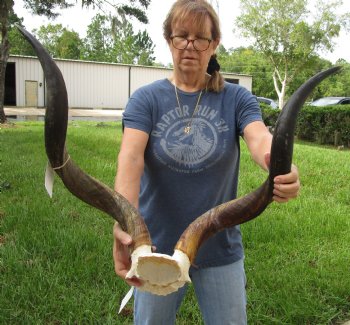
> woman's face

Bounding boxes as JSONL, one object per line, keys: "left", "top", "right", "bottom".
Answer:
{"left": 169, "top": 16, "right": 219, "bottom": 76}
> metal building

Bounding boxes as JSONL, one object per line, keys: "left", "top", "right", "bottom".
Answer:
{"left": 5, "top": 55, "right": 253, "bottom": 109}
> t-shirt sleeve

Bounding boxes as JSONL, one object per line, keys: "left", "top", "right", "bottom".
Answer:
{"left": 122, "top": 87, "right": 153, "bottom": 134}
{"left": 234, "top": 86, "right": 263, "bottom": 136}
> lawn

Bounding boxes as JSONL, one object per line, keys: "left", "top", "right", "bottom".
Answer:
{"left": 1, "top": 121, "right": 349, "bottom": 324}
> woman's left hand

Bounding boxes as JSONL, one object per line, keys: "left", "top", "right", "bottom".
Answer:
{"left": 265, "top": 153, "right": 300, "bottom": 203}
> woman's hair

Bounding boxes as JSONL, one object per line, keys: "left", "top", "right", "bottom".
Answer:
{"left": 163, "top": 0, "right": 224, "bottom": 92}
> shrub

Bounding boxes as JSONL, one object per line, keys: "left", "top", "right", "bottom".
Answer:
{"left": 261, "top": 105, "right": 350, "bottom": 147}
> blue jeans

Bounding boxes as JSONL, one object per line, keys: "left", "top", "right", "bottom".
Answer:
{"left": 134, "top": 258, "right": 247, "bottom": 325}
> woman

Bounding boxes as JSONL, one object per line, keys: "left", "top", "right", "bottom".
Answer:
{"left": 113, "top": 0, "right": 300, "bottom": 324}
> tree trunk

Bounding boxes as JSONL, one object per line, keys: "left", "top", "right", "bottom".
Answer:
{"left": 0, "top": 0, "right": 14, "bottom": 124}
{"left": 0, "top": 55, "right": 8, "bottom": 124}
{"left": 272, "top": 70, "right": 282, "bottom": 110}
{"left": 278, "top": 79, "right": 287, "bottom": 109}
{"left": 272, "top": 68, "right": 288, "bottom": 110}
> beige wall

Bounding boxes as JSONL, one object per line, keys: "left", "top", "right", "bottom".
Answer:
{"left": 9, "top": 55, "right": 253, "bottom": 109}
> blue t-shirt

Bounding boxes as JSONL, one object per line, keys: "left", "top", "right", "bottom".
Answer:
{"left": 123, "top": 78, "right": 262, "bottom": 269}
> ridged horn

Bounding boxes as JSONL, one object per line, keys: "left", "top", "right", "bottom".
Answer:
{"left": 175, "top": 66, "right": 341, "bottom": 263}
{"left": 17, "top": 25, "right": 152, "bottom": 251}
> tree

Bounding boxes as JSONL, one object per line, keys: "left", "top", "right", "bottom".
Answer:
{"left": 313, "top": 59, "right": 350, "bottom": 98}
{"left": 9, "top": 29, "right": 36, "bottom": 56}
{"left": 111, "top": 11, "right": 155, "bottom": 64}
{"left": 7, "top": 11, "right": 35, "bottom": 56}
{"left": 112, "top": 21, "right": 142, "bottom": 64}
{"left": 55, "top": 28, "right": 82, "bottom": 59}
{"left": 235, "top": 0, "right": 350, "bottom": 109}
{"left": 35, "top": 24, "right": 82, "bottom": 59}
{"left": 82, "top": 14, "right": 115, "bottom": 62}
{"left": 132, "top": 30, "right": 155, "bottom": 65}
{"left": 0, "top": 0, "right": 151, "bottom": 124}
{"left": 218, "top": 45, "right": 276, "bottom": 98}
{"left": 82, "top": 12, "right": 154, "bottom": 64}
{"left": 0, "top": 0, "right": 13, "bottom": 123}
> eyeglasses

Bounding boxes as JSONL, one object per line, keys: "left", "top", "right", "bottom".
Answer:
{"left": 170, "top": 36, "right": 212, "bottom": 52}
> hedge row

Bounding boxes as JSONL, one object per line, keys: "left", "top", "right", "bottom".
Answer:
{"left": 260, "top": 103, "right": 350, "bottom": 147}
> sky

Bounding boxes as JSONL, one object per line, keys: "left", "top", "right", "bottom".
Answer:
{"left": 13, "top": 0, "right": 350, "bottom": 65}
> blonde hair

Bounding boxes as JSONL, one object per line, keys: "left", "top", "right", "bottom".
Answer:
{"left": 163, "top": 0, "right": 224, "bottom": 92}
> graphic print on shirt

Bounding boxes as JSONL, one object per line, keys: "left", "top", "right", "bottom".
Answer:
{"left": 151, "top": 103, "right": 230, "bottom": 173}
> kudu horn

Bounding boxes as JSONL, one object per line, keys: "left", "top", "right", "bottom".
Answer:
{"left": 18, "top": 25, "right": 341, "bottom": 295}
{"left": 16, "top": 25, "right": 152, "bottom": 252}
{"left": 175, "top": 66, "right": 341, "bottom": 263}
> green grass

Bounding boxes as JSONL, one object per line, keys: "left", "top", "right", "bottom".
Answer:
{"left": 1, "top": 121, "right": 350, "bottom": 324}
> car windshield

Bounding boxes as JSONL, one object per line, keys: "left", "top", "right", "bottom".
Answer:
{"left": 311, "top": 98, "right": 341, "bottom": 106}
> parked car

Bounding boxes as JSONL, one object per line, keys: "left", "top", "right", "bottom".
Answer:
{"left": 309, "top": 97, "right": 350, "bottom": 106}
{"left": 256, "top": 96, "right": 278, "bottom": 109}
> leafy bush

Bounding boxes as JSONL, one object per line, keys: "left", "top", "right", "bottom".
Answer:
{"left": 260, "top": 105, "right": 279, "bottom": 128}
{"left": 261, "top": 105, "right": 350, "bottom": 147}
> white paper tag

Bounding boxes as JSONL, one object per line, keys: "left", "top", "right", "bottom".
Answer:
{"left": 118, "top": 286, "right": 134, "bottom": 314}
{"left": 45, "top": 162, "right": 55, "bottom": 198}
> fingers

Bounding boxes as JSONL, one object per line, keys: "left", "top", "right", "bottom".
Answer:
{"left": 113, "top": 222, "right": 132, "bottom": 245}
{"left": 273, "top": 164, "right": 300, "bottom": 203}
{"left": 273, "top": 182, "right": 300, "bottom": 202}
{"left": 113, "top": 222, "right": 142, "bottom": 287}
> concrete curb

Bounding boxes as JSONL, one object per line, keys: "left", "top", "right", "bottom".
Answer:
{"left": 4, "top": 107, "right": 124, "bottom": 119}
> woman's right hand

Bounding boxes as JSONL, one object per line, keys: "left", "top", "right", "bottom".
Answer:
{"left": 113, "top": 222, "right": 143, "bottom": 287}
